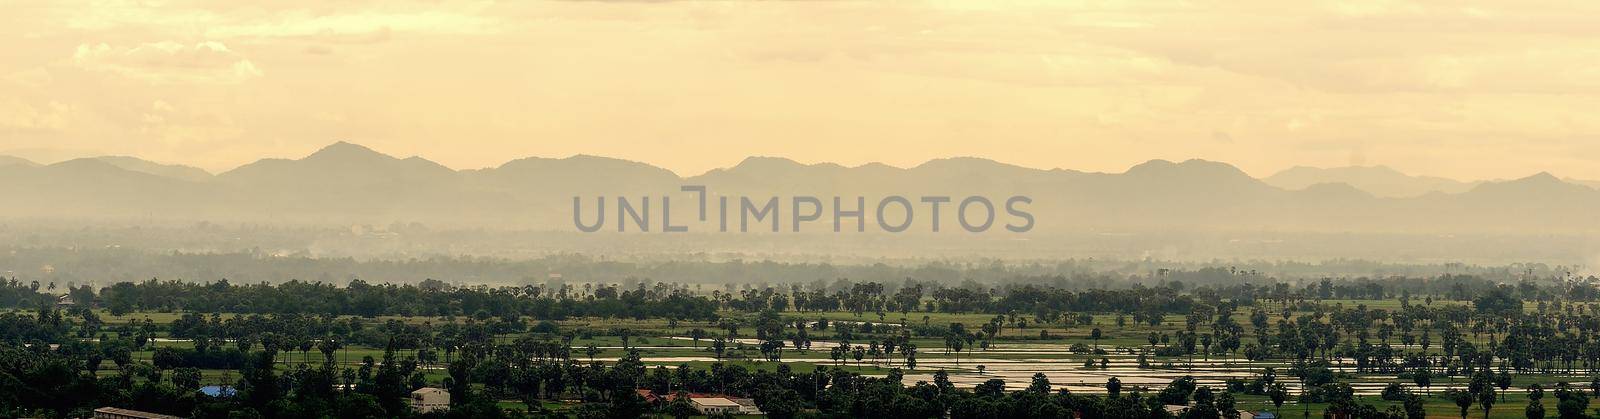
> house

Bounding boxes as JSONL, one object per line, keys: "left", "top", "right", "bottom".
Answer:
{"left": 92, "top": 407, "right": 182, "bottom": 419}
{"left": 56, "top": 294, "right": 76, "bottom": 307}
{"left": 728, "top": 397, "right": 764, "bottom": 415}
{"left": 636, "top": 389, "right": 661, "bottom": 404}
{"left": 662, "top": 392, "right": 714, "bottom": 402}
{"left": 1161, "top": 406, "right": 1258, "bottom": 419}
{"left": 411, "top": 387, "right": 450, "bottom": 414}
{"left": 690, "top": 397, "right": 742, "bottom": 415}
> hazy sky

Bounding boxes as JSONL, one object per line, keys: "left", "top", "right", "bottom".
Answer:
{"left": 2, "top": 1, "right": 1598, "bottom": 179}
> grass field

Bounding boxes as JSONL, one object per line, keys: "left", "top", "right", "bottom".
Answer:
{"left": 21, "top": 298, "right": 1589, "bottom": 418}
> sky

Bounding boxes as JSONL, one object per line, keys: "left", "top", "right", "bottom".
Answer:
{"left": 1, "top": 1, "right": 1598, "bottom": 180}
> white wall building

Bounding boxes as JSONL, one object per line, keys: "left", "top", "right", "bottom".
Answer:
{"left": 411, "top": 387, "right": 450, "bottom": 414}
{"left": 691, "top": 397, "right": 742, "bottom": 415}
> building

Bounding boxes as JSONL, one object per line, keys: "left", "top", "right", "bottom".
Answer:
{"left": 728, "top": 397, "right": 764, "bottom": 415}
{"left": 410, "top": 387, "right": 451, "bottom": 414}
{"left": 92, "top": 407, "right": 182, "bottom": 419}
{"left": 200, "top": 385, "right": 237, "bottom": 397}
{"left": 1162, "top": 406, "right": 1256, "bottom": 419}
{"left": 690, "top": 397, "right": 742, "bottom": 415}
{"left": 636, "top": 389, "right": 661, "bottom": 404}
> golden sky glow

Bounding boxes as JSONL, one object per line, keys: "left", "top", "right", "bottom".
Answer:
{"left": 2, "top": 1, "right": 1599, "bottom": 179}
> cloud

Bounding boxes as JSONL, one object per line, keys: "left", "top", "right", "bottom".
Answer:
{"left": 135, "top": 99, "right": 243, "bottom": 148}
{"left": 72, "top": 41, "right": 263, "bottom": 84}
{"left": 0, "top": 98, "right": 74, "bottom": 131}
{"left": 3, "top": 1, "right": 1599, "bottom": 180}
{"left": 304, "top": 45, "right": 334, "bottom": 55}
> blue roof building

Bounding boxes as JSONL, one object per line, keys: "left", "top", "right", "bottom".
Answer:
{"left": 199, "top": 386, "right": 237, "bottom": 397}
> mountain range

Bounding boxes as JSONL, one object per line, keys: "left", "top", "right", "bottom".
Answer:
{"left": 2, "top": 141, "right": 1599, "bottom": 234}
{"left": 1262, "top": 165, "right": 1481, "bottom": 197}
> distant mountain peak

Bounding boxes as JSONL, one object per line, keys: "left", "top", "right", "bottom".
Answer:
{"left": 1463, "top": 171, "right": 1590, "bottom": 199}
{"left": 566, "top": 154, "right": 619, "bottom": 162}
{"left": 1298, "top": 182, "right": 1375, "bottom": 199}
{"left": 854, "top": 161, "right": 900, "bottom": 171}
{"left": 0, "top": 155, "right": 39, "bottom": 168}
{"left": 1281, "top": 165, "right": 1405, "bottom": 176}
{"left": 1483, "top": 171, "right": 1565, "bottom": 189}
{"left": 1520, "top": 171, "right": 1560, "bottom": 182}
{"left": 306, "top": 141, "right": 390, "bottom": 161}
{"left": 1126, "top": 158, "right": 1176, "bottom": 171}
{"left": 87, "top": 155, "right": 213, "bottom": 182}
{"left": 732, "top": 156, "right": 806, "bottom": 170}
{"left": 1125, "top": 158, "right": 1250, "bottom": 179}
{"left": 218, "top": 141, "right": 452, "bottom": 185}
{"left": 499, "top": 154, "right": 670, "bottom": 170}
{"left": 914, "top": 156, "right": 1011, "bottom": 170}
{"left": 489, "top": 154, "right": 681, "bottom": 183}
{"left": 1263, "top": 164, "right": 1477, "bottom": 198}
{"left": 920, "top": 156, "right": 999, "bottom": 165}
{"left": 47, "top": 157, "right": 122, "bottom": 171}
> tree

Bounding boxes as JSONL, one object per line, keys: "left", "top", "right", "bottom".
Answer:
{"left": 975, "top": 378, "right": 1006, "bottom": 397}
{"left": 689, "top": 328, "right": 706, "bottom": 349}
{"left": 1107, "top": 377, "right": 1122, "bottom": 397}
{"left": 755, "top": 387, "right": 801, "bottom": 419}
{"left": 1414, "top": 368, "right": 1433, "bottom": 395}
{"left": 1480, "top": 388, "right": 1496, "bottom": 419}
{"left": 711, "top": 338, "right": 728, "bottom": 362}
{"left": 1555, "top": 384, "right": 1589, "bottom": 419}
{"left": 151, "top": 347, "right": 183, "bottom": 370}
{"left": 1189, "top": 386, "right": 1219, "bottom": 419}
{"left": 1027, "top": 373, "right": 1051, "bottom": 394}
{"left": 1158, "top": 375, "right": 1196, "bottom": 405}
{"left": 667, "top": 391, "right": 696, "bottom": 419}
{"left": 1267, "top": 382, "right": 1288, "bottom": 415}
{"left": 173, "top": 367, "right": 203, "bottom": 391}
{"left": 1496, "top": 371, "right": 1513, "bottom": 402}
{"left": 605, "top": 388, "right": 649, "bottom": 419}
{"left": 1448, "top": 389, "right": 1474, "bottom": 419}
{"left": 1216, "top": 391, "right": 1236, "bottom": 419}
{"left": 1403, "top": 394, "right": 1426, "bottom": 419}
{"left": 241, "top": 350, "right": 281, "bottom": 411}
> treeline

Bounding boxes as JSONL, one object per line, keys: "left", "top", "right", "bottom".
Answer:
{"left": 3, "top": 241, "right": 1580, "bottom": 289}
{"left": 0, "top": 302, "right": 1419, "bottom": 419}
{"left": 717, "top": 274, "right": 1589, "bottom": 318}
{"left": 85, "top": 278, "right": 717, "bottom": 320}
{"left": 8, "top": 272, "right": 1597, "bottom": 321}
{"left": 774, "top": 281, "right": 1201, "bottom": 316}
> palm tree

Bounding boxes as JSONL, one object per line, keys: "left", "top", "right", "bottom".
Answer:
{"left": 689, "top": 328, "right": 706, "bottom": 349}
{"left": 1448, "top": 389, "right": 1473, "bottom": 419}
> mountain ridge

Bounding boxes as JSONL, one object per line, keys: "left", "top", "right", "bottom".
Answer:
{"left": 1263, "top": 165, "right": 1481, "bottom": 198}
{"left": 3, "top": 141, "right": 1599, "bottom": 234}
